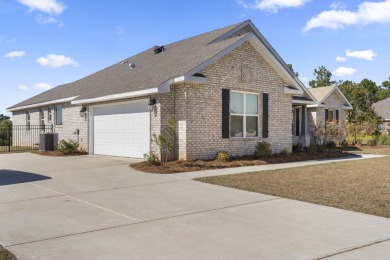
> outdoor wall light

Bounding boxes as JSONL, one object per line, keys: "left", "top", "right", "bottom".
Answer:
{"left": 79, "top": 107, "right": 87, "bottom": 117}
{"left": 148, "top": 97, "right": 157, "bottom": 112}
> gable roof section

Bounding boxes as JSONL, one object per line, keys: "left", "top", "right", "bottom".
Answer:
{"left": 373, "top": 97, "right": 390, "bottom": 120}
{"left": 308, "top": 85, "right": 353, "bottom": 110}
{"left": 8, "top": 20, "right": 315, "bottom": 111}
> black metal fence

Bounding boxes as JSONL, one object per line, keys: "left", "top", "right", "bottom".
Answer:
{"left": 0, "top": 125, "right": 54, "bottom": 152}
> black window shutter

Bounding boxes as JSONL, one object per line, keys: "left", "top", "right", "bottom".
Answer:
{"left": 262, "top": 93, "right": 269, "bottom": 138}
{"left": 295, "top": 109, "right": 300, "bottom": 136}
{"left": 222, "top": 89, "right": 230, "bottom": 139}
{"left": 325, "top": 109, "right": 329, "bottom": 122}
{"left": 301, "top": 106, "right": 306, "bottom": 135}
{"left": 336, "top": 110, "right": 339, "bottom": 122}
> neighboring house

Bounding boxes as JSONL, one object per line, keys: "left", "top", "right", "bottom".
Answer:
{"left": 8, "top": 20, "right": 319, "bottom": 160}
{"left": 306, "top": 86, "right": 353, "bottom": 143}
{"left": 373, "top": 97, "right": 390, "bottom": 134}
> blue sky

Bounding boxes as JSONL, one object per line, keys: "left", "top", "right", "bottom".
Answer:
{"left": 1, "top": 0, "right": 390, "bottom": 116}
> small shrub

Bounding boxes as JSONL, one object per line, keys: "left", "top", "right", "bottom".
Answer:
{"left": 144, "top": 151, "right": 160, "bottom": 166}
{"left": 292, "top": 143, "right": 302, "bottom": 152}
{"left": 215, "top": 151, "right": 230, "bottom": 162}
{"left": 366, "top": 139, "right": 377, "bottom": 146}
{"left": 326, "top": 141, "right": 336, "bottom": 148}
{"left": 280, "top": 148, "right": 290, "bottom": 157}
{"left": 254, "top": 141, "right": 272, "bottom": 158}
{"left": 378, "top": 135, "right": 390, "bottom": 145}
{"left": 307, "top": 144, "right": 318, "bottom": 154}
{"left": 57, "top": 139, "right": 79, "bottom": 155}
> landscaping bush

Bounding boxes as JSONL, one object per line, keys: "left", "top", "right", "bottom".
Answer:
{"left": 365, "top": 139, "right": 377, "bottom": 146}
{"left": 325, "top": 141, "right": 336, "bottom": 148}
{"left": 378, "top": 135, "right": 390, "bottom": 145}
{"left": 144, "top": 151, "right": 160, "bottom": 166}
{"left": 292, "top": 143, "right": 303, "bottom": 152}
{"left": 254, "top": 141, "right": 272, "bottom": 158}
{"left": 280, "top": 148, "right": 290, "bottom": 157}
{"left": 57, "top": 139, "right": 79, "bottom": 155}
{"left": 307, "top": 144, "right": 319, "bottom": 154}
{"left": 215, "top": 151, "right": 230, "bottom": 162}
{"left": 152, "top": 115, "right": 177, "bottom": 167}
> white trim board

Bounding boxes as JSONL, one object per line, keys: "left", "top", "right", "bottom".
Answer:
{"left": 72, "top": 88, "right": 159, "bottom": 105}
{"left": 7, "top": 97, "right": 78, "bottom": 112}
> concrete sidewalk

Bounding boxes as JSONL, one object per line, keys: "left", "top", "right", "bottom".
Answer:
{"left": 1, "top": 153, "right": 389, "bottom": 260}
{"left": 173, "top": 153, "right": 385, "bottom": 180}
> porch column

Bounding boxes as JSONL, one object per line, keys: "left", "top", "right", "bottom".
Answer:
{"left": 301, "top": 106, "right": 306, "bottom": 136}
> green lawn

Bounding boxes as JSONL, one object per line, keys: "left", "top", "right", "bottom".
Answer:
{"left": 196, "top": 146, "right": 390, "bottom": 218}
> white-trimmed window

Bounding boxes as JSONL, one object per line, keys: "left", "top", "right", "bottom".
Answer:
{"left": 230, "top": 92, "right": 258, "bottom": 137}
{"left": 328, "top": 110, "right": 334, "bottom": 122}
{"left": 26, "top": 110, "right": 31, "bottom": 131}
{"left": 55, "top": 105, "right": 63, "bottom": 126}
{"left": 48, "top": 107, "right": 52, "bottom": 122}
{"left": 379, "top": 123, "right": 386, "bottom": 132}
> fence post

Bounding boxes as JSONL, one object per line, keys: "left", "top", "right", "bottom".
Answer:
{"left": 8, "top": 124, "right": 11, "bottom": 152}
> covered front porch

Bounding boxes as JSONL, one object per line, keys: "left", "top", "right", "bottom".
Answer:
{"left": 292, "top": 97, "right": 314, "bottom": 147}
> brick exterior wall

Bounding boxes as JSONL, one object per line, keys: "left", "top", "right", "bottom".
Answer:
{"left": 12, "top": 103, "right": 88, "bottom": 150}
{"left": 156, "top": 41, "right": 293, "bottom": 160}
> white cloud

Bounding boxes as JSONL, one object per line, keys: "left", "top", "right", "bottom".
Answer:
{"left": 237, "top": 0, "right": 309, "bottom": 13}
{"left": 18, "top": 85, "right": 28, "bottom": 91}
{"left": 333, "top": 67, "right": 357, "bottom": 77}
{"left": 4, "top": 51, "right": 26, "bottom": 58}
{"left": 330, "top": 2, "right": 346, "bottom": 10}
{"left": 36, "top": 54, "right": 79, "bottom": 68}
{"left": 346, "top": 49, "right": 377, "bottom": 61}
{"left": 34, "top": 83, "right": 52, "bottom": 90}
{"left": 299, "top": 76, "right": 308, "bottom": 82}
{"left": 17, "top": 0, "right": 65, "bottom": 15}
{"left": 304, "top": 0, "right": 390, "bottom": 31}
{"left": 336, "top": 56, "right": 347, "bottom": 62}
{"left": 36, "top": 15, "right": 63, "bottom": 26}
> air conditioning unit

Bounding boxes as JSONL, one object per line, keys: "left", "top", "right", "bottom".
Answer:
{"left": 39, "top": 133, "right": 59, "bottom": 151}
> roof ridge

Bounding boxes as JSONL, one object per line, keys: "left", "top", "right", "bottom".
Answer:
{"left": 162, "top": 20, "right": 247, "bottom": 48}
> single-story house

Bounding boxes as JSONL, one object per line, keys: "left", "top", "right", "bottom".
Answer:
{"left": 306, "top": 86, "right": 353, "bottom": 143}
{"left": 373, "top": 97, "right": 390, "bottom": 134}
{"left": 7, "top": 20, "right": 351, "bottom": 160}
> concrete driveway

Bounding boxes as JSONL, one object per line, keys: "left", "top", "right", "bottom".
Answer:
{"left": 1, "top": 153, "right": 390, "bottom": 259}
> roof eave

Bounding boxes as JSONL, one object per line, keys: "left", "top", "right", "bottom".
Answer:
{"left": 71, "top": 87, "right": 161, "bottom": 105}
{"left": 7, "top": 96, "right": 78, "bottom": 112}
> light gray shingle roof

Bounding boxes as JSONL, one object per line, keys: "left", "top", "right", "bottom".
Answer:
{"left": 308, "top": 86, "right": 334, "bottom": 103}
{"left": 373, "top": 97, "right": 390, "bottom": 120}
{"left": 9, "top": 21, "right": 246, "bottom": 109}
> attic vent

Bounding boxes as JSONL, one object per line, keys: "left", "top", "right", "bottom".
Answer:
{"left": 129, "top": 63, "right": 136, "bottom": 69}
{"left": 193, "top": 73, "right": 206, "bottom": 78}
{"left": 153, "top": 45, "right": 165, "bottom": 54}
{"left": 120, "top": 59, "right": 128, "bottom": 65}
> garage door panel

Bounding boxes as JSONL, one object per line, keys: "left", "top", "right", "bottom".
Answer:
{"left": 93, "top": 100, "right": 150, "bottom": 158}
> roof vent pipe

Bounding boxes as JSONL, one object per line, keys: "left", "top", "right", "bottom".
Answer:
{"left": 153, "top": 45, "right": 165, "bottom": 54}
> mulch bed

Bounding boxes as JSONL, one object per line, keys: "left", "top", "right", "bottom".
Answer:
{"left": 35, "top": 150, "right": 88, "bottom": 157}
{"left": 131, "top": 151, "right": 352, "bottom": 174}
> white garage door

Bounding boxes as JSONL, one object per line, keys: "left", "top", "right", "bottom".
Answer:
{"left": 92, "top": 100, "right": 150, "bottom": 158}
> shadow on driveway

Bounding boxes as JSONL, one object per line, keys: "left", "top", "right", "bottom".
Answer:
{"left": 0, "top": 170, "right": 51, "bottom": 186}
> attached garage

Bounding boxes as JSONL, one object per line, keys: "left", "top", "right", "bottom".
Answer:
{"left": 90, "top": 99, "right": 150, "bottom": 158}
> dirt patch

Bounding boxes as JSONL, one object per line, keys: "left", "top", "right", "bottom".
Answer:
{"left": 131, "top": 151, "right": 351, "bottom": 174}
{"left": 34, "top": 150, "right": 88, "bottom": 157}
{"left": 0, "top": 245, "right": 17, "bottom": 260}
